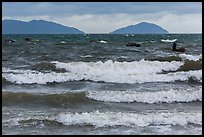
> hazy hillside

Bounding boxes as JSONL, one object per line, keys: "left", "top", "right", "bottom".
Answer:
{"left": 2, "top": 19, "right": 85, "bottom": 34}
{"left": 111, "top": 22, "right": 168, "bottom": 34}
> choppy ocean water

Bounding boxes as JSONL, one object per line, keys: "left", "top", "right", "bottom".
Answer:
{"left": 2, "top": 34, "right": 202, "bottom": 135}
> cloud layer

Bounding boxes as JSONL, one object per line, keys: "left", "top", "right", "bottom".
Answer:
{"left": 2, "top": 2, "right": 202, "bottom": 33}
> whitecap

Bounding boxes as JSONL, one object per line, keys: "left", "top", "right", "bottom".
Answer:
{"left": 99, "top": 40, "right": 107, "bottom": 44}
{"left": 3, "top": 60, "right": 202, "bottom": 84}
{"left": 179, "top": 54, "right": 202, "bottom": 61}
{"left": 161, "top": 39, "right": 177, "bottom": 43}
{"left": 56, "top": 111, "right": 202, "bottom": 127}
{"left": 80, "top": 55, "right": 92, "bottom": 58}
{"left": 86, "top": 86, "right": 202, "bottom": 103}
{"left": 60, "top": 41, "right": 66, "bottom": 44}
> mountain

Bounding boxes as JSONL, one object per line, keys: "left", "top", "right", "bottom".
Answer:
{"left": 110, "top": 22, "right": 168, "bottom": 34}
{"left": 2, "top": 19, "right": 85, "bottom": 34}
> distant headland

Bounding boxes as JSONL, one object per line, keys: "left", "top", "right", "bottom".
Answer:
{"left": 2, "top": 19, "right": 85, "bottom": 34}
{"left": 2, "top": 19, "right": 168, "bottom": 34}
{"left": 110, "top": 22, "right": 168, "bottom": 34}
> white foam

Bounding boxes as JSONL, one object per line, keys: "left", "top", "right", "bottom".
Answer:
{"left": 121, "top": 56, "right": 128, "bottom": 59}
{"left": 179, "top": 54, "right": 202, "bottom": 61}
{"left": 52, "top": 60, "right": 183, "bottom": 75}
{"left": 86, "top": 87, "right": 202, "bottom": 103}
{"left": 80, "top": 55, "right": 92, "bottom": 58}
{"left": 2, "top": 69, "right": 202, "bottom": 84}
{"left": 52, "top": 60, "right": 201, "bottom": 83}
{"left": 150, "top": 40, "right": 157, "bottom": 43}
{"left": 2, "top": 67, "right": 36, "bottom": 74}
{"left": 6, "top": 115, "right": 53, "bottom": 126}
{"left": 161, "top": 39, "right": 177, "bottom": 43}
{"left": 99, "top": 40, "right": 107, "bottom": 43}
{"left": 60, "top": 41, "right": 66, "bottom": 44}
{"left": 2, "top": 60, "right": 202, "bottom": 84}
{"left": 56, "top": 111, "right": 202, "bottom": 127}
{"left": 5, "top": 111, "right": 202, "bottom": 128}
{"left": 2, "top": 71, "right": 82, "bottom": 84}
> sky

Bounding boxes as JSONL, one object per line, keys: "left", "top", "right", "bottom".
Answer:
{"left": 2, "top": 2, "right": 202, "bottom": 34}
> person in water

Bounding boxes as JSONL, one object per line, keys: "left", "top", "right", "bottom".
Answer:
{"left": 172, "top": 42, "right": 177, "bottom": 51}
{"left": 172, "top": 42, "right": 185, "bottom": 52}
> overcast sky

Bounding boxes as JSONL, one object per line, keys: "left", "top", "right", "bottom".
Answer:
{"left": 2, "top": 2, "right": 202, "bottom": 34}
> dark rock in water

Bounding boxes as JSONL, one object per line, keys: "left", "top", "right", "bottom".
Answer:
{"left": 126, "top": 43, "right": 141, "bottom": 47}
{"left": 173, "top": 48, "right": 186, "bottom": 52}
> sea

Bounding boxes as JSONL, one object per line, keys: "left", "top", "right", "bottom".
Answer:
{"left": 2, "top": 34, "right": 202, "bottom": 135}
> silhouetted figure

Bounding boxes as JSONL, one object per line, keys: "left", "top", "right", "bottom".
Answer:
{"left": 172, "top": 42, "right": 185, "bottom": 52}
{"left": 172, "top": 42, "right": 177, "bottom": 51}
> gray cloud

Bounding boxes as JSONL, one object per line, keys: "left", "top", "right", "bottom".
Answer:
{"left": 2, "top": 2, "right": 202, "bottom": 33}
{"left": 2, "top": 2, "right": 202, "bottom": 17}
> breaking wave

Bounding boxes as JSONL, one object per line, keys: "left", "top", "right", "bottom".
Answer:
{"left": 86, "top": 87, "right": 202, "bottom": 103}
{"left": 2, "top": 92, "right": 90, "bottom": 106}
{"left": 179, "top": 54, "right": 202, "bottom": 61}
{"left": 3, "top": 86, "right": 202, "bottom": 105}
{"left": 161, "top": 39, "right": 177, "bottom": 43}
{"left": 2, "top": 60, "right": 202, "bottom": 84}
{"left": 8, "top": 111, "right": 202, "bottom": 128}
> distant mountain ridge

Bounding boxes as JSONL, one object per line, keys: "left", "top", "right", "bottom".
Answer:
{"left": 2, "top": 19, "right": 169, "bottom": 34}
{"left": 110, "top": 22, "right": 168, "bottom": 34}
{"left": 2, "top": 19, "right": 85, "bottom": 34}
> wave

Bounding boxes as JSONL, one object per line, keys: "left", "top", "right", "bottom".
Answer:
{"left": 149, "top": 56, "right": 182, "bottom": 62}
{"left": 161, "top": 39, "right": 177, "bottom": 43}
{"left": 178, "top": 60, "right": 202, "bottom": 71}
{"left": 86, "top": 87, "right": 202, "bottom": 103}
{"left": 80, "top": 55, "right": 93, "bottom": 58}
{"left": 52, "top": 60, "right": 183, "bottom": 74}
{"left": 2, "top": 67, "right": 36, "bottom": 74}
{"left": 2, "top": 69, "right": 202, "bottom": 84}
{"left": 8, "top": 111, "right": 202, "bottom": 128}
{"left": 179, "top": 54, "right": 202, "bottom": 61}
{"left": 99, "top": 40, "right": 107, "bottom": 43}
{"left": 57, "top": 111, "right": 202, "bottom": 127}
{"left": 2, "top": 92, "right": 91, "bottom": 106}
{"left": 30, "top": 62, "right": 66, "bottom": 73}
{"left": 150, "top": 54, "right": 202, "bottom": 62}
{"left": 149, "top": 54, "right": 202, "bottom": 71}
{"left": 3, "top": 86, "right": 202, "bottom": 105}
{"left": 150, "top": 40, "right": 157, "bottom": 43}
{"left": 2, "top": 60, "right": 202, "bottom": 84}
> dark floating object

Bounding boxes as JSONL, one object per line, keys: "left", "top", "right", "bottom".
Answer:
{"left": 173, "top": 48, "right": 185, "bottom": 52}
{"left": 172, "top": 42, "right": 185, "bottom": 52}
{"left": 126, "top": 42, "right": 141, "bottom": 47}
{"left": 5, "top": 38, "right": 16, "bottom": 43}
{"left": 25, "top": 37, "right": 32, "bottom": 41}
